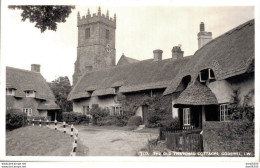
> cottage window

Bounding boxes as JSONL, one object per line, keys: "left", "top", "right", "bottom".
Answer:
{"left": 106, "top": 29, "right": 109, "bottom": 39}
{"left": 113, "top": 105, "right": 123, "bottom": 115}
{"left": 6, "top": 88, "right": 15, "bottom": 96}
{"left": 114, "top": 87, "right": 119, "bottom": 94}
{"left": 183, "top": 108, "right": 190, "bottom": 125}
{"left": 23, "top": 108, "right": 32, "bottom": 116}
{"left": 199, "top": 70, "right": 207, "bottom": 82}
{"left": 25, "top": 90, "right": 35, "bottom": 97}
{"left": 83, "top": 105, "right": 90, "bottom": 115}
{"left": 220, "top": 104, "right": 230, "bottom": 121}
{"left": 208, "top": 69, "right": 215, "bottom": 80}
{"left": 85, "top": 28, "right": 90, "bottom": 39}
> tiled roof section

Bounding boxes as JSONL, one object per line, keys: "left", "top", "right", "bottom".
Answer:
{"left": 68, "top": 56, "right": 191, "bottom": 100}
{"left": 6, "top": 66, "right": 55, "bottom": 100}
{"left": 175, "top": 81, "right": 218, "bottom": 105}
{"left": 164, "top": 19, "right": 255, "bottom": 95}
{"left": 37, "top": 100, "right": 60, "bottom": 110}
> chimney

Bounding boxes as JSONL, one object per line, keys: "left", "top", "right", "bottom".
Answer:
{"left": 197, "top": 22, "right": 212, "bottom": 49}
{"left": 31, "top": 64, "right": 40, "bottom": 73}
{"left": 153, "top": 49, "right": 163, "bottom": 61}
{"left": 172, "top": 45, "right": 184, "bottom": 59}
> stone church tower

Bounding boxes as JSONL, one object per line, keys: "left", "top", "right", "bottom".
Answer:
{"left": 73, "top": 7, "right": 116, "bottom": 85}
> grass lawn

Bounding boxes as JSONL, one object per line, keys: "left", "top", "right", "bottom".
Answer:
{"left": 6, "top": 126, "right": 88, "bottom": 156}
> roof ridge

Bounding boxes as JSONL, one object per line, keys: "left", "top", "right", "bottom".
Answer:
{"left": 6, "top": 66, "right": 39, "bottom": 74}
{"left": 194, "top": 19, "right": 254, "bottom": 55}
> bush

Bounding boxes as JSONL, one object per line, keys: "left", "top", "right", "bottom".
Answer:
{"left": 63, "top": 112, "right": 90, "bottom": 125}
{"left": 6, "top": 108, "right": 27, "bottom": 130}
{"left": 115, "top": 115, "right": 128, "bottom": 127}
{"left": 27, "top": 116, "right": 46, "bottom": 121}
{"left": 147, "top": 115, "right": 161, "bottom": 127}
{"left": 89, "top": 107, "right": 110, "bottom": 125}
{"left": 128, "top": 116, "right": 142, "bottom": 126}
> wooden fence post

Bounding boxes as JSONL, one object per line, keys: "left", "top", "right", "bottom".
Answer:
{"left": 70, "top": 125, "right": 74, "bottom": 137}
{"left": 63, "top": 121, "right": 66, "bottom": 133}
{"left": 46, "top": 120, "right": 49, "bottom": 128}
{"left": 54, "top": 120, "right": 57, "bottom": 130}
{"left": 39, "top": 119, "right": 42, "bottom": 127}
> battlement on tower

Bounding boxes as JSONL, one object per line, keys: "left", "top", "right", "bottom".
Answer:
{"left": 77, "top": 7, "right": 116, "bottom": 28}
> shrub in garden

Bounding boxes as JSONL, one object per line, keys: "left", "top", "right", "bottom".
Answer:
{"left": 128, "top": 116, "right": 142, "bottom": 126}
{"left": 6, "top": 108, "right": 27, "bottom": 130}
{"left": 147, "top": 115, "right": 161, "bottom": 128}
{"left": 115, "top": 115, "right": 128, "bottom": 127}
{"left": 96, "top": 115, "right": 117, "bottom": 126}
{"left": 63, "top": 112, "right": 90, "bottom": 125}
{"left": 89, "top": 107, "right": 110, "bottom": 125}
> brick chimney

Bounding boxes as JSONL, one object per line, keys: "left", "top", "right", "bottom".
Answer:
{"left": 172, "top": 45, "right": 184, "bottom": 59}
{"left": 31, "top": 64, "right": 40, "bottom": 73}
{"left": 197, "top": 22, "right": 212, "bottom": 49}
{"left": 153, "top": 49, "right": 163, "bottom": 61}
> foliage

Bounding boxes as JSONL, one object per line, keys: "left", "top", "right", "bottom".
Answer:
{"left": 27, "top": 116, "right": 46, "bottom": 121}
{"left": 128, "top": 116, "right": 142, "bottom": 126}
{"left": 96, "top": 116, "right": 118, "bottom": 126}
{"left": 9, "top": 5, "right": 75, "bottom": 33}
{"left": 89, "top": 107, "right": 110, "bottom": 125}
{"left": 203, "top": 121, "right": 254, "bottom": 155}
{"left": 63, "top": 112, "right": 90, "bottom": 125}
{"left": 115, "top": 115, "right": 128, "bottom": 127}
{"left": 48, "top": 76, "right": 73, "bottom": 112}
{"left": 6, "top": 108, "right": 27, "bottom": 130}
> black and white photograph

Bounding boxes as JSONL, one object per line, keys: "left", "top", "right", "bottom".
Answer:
{"left": 0, "top": 0, "right": 259, "bottom": 167}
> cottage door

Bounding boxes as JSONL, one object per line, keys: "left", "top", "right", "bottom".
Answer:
{"left": 142, "top": 105, "right": 148, "bottom": 124}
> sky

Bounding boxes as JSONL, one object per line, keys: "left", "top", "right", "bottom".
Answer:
{"left": 1, "top": 4, "right": 255, "bottom": 84}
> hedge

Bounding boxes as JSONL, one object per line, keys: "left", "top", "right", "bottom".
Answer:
{"left": 128, "top": 116, "right": 142, "bottom": 126}
{"left": 63, "top": 112, "right": 90, "bottom": 125}
{"left": 6, "top": 108, "right": 27, "bottom": 131}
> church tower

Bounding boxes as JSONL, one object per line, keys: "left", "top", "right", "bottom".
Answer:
{"left": 73, "top": 7, "right": 116, "bottom": 85}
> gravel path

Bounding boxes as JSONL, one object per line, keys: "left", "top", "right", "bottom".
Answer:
{"left": 48, "top": 124, "right": 158, "bottom": 156}
{"left": 76, "top": 126, "right": 158, "bottom": 156}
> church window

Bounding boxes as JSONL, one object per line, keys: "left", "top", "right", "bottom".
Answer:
{"left": 106, "top": 29, "right": 109, "bottom": 39}
{"left": 85, "top": 28, "right": 90, "bottom": 39}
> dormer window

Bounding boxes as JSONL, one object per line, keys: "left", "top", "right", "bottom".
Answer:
{"left": 25, "top": 90, "right": 35, "bottom": 97}
{"left": 6, "top": 88, "right": 15, "bottom": 96}
{"left": 199, "top": 70, "right": 207, "bottom": 82}
{"left": 114, "top": 87, "right": 119, "bottom": 94}
{"left": 199, "top": 69, "right": 215, "bottom": 82}
{"left": 208, "top": 69, "right": 215, "bottom": 80}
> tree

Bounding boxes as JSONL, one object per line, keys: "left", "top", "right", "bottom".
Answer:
{"left": 9, "top": 5, "right": 75, "bottom": 33}
{"left": 48, "top": 76, "right": 73, "bottom": 112}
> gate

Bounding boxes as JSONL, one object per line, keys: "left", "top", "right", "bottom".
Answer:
{"left": 165, "top": 130, "right": 203, "bottom": 152}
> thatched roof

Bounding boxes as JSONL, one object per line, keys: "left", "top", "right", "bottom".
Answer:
{"left": 68, "top": 56, "right": 191, "bottom": 100}
{"left": 174, "top": 81, "right": 218, "bottom": 106}
{"left": 6, "top": 66, "right": 55, "bottom": 100}
{"left": 92, "top": 88, "right": 115, "bottom": 96}
{"left": 164, "top": 19, "right": 255, "bottom": 95}
{"left": 38, "top": 100, "right": 60, "bottom": 110}
{"left": 117, "top": 55, "right": 140, "bottom": 66}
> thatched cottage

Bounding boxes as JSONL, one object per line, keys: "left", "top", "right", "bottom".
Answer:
{"left": 164, "top": 19, "right": 254, "bottom": 128}
{"left": 6, "top": 65, "right": 60, "bottom": 121}
{"left": 68, "top": 48, "right": 190, "bottom": 122}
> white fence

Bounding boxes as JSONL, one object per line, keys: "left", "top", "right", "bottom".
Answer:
{"left": 29, "top": 119, "right": 79, "bottom": 156}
